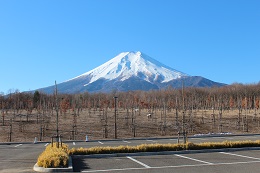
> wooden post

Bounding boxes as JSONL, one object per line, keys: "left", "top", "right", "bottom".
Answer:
{"left": 182, "top": 81, "right": 187, "bottom": 144}
{"left": 9, "top": 119, "right": 12, "bottom": 142}
{"left": 114, "top": 96, "right": 118, "bottom": 139}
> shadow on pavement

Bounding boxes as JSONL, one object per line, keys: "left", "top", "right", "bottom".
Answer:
{"left": 72, "top": 156, "right": 90, "bottom": 172}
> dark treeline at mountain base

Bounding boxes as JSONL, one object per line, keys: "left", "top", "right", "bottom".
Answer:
{"left": 1, "top": 83, "right": 259, "bottom": 113}
{"left": 0, "top": 83, "right": 260, "bottom": 142}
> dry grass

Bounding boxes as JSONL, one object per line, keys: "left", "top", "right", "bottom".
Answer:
{"left": 69, "top": 140, "right": 260, "bottom": 155}
{"left": 37, "top": 142, "right": 69, "bottom": 168}
{"left": 37, "top": 140, "right": 260, "bottom": 168}
{"left": 0, "top": 108, "right": 259, "bottom": 142}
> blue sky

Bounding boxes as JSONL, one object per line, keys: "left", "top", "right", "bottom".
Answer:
{"left": 0, "top": 0, "right": 259, "bottom": 94}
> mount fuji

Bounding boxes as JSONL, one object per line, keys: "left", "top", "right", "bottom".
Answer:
{"left": 37, "top": 51, "right": 225, "bottom": 94}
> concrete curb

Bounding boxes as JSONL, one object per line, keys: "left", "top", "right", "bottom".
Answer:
{"left": 33, "top": 146, "right": 260, "bottom": 172}
{"left": 33, "top": 156, "right": 73, "bottom": 172}
{"left": 1, "top": 133, "right": 260, "bottom": 145}
{"left": 63, "top": 133, "right": 260, "bottom": 143}
{"left": 72, "top": 147, "right": 260, "bottom": 159}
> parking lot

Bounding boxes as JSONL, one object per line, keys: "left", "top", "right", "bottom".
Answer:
{"left": 1, "top": 134, "right": 260, "bottom": 172}
{"left": 72, "top": 150, "right": 260, "bottom": 173}
{"left": 67, "top": 134, "right": 260, "bottom": 148}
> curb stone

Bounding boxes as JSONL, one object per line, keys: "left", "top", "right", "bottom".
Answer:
{"left": 1, "top": 133, "right": 260, "bottom": 145}
{"left": 33, "top": 147, "right": 260, "bottom": 172}
{"left": 33, "top": 156, "right": 73, "bottom": 172}
{"left": 72, "top": 147, "right": 260, "bottom": 159}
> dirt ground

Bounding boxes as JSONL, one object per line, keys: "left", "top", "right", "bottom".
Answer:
{"left": 0, "top": 108, "right": 260, "bottom": 142}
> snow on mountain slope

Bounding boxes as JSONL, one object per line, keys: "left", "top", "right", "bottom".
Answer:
{"left": 69, "top": 51, "right": 188, "bottom": 86}
{"left": 36, "top": 51, "right": 225, "bottom": 94}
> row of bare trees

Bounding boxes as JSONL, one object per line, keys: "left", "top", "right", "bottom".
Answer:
{"left": 1, "top": 83, "right": 260, "bottom": 142}
{"left": 1, "top": 83, "right": 260, "bottom": 118}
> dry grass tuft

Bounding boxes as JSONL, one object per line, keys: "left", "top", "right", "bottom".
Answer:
{"left": 36, "top": 140, "right": 260, "bottom": 168}
{"left": 37, "top": 143, "right": 69, "bottom": 168}
{"left": 69, "top": 140, "right": 260, "bottom": 155}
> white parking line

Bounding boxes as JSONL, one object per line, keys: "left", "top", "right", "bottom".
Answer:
{"left": 146, "top": 140, "right": 156, "bottom": 142}
{"left": 73, "top": 142, "right": 76, "bottom": 145}
{"left": 226, "top": 137, "right": 234, "bottom": 140}
{"left": 122, "top": 140, "right": 131, "bottom": 143}
{"left": 193, "top": 138, "right": 208, "bottom": 141}
{"left": 241, "top": 136, "right": 260, "bottom": 140}
{"left": 82, "top": 167, "right": 149, "bottom": 172}
{"left": 126, "top": 156, "right": 151, "bottom": 168}
{"left": 44, "top": 143, "right": 49, "bottom": 146}
{"left": 220, "top": 152, "right": 260, "bottom": 160}
{"left": 98, "top": 141, "right": 104, "bottom": 144}
{"left": 212, "top": 137, "right": 225, "bottom": 139}
{"left": 81, "top": 160, "right": 260, "bottom": 172}
{"left": 199, "top": 138, "right": 208, "bottom": 141}
{"left": 250, "top": 136, "right": 260, "bottom": 138}
{"left": 175, "top": 154, "right": 213, "bottom": 165}
{"left": 14, "top": 144, "right": 22, "bottom": 147}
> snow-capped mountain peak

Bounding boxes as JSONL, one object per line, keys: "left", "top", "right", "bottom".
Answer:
{"left": 71, "top": 51, "right": 188, "bottom": 86}
{"left": 37, "top": 51, "right": 225, "bottom": 94}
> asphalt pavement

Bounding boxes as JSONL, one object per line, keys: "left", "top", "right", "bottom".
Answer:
{"left": 73, "top": 150, "right": 260, "bottom": 173}
{"left": 1, "top": 134, "right": 260, "bottom": 172}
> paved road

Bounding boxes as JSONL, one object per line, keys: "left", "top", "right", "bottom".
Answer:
{"left": 73, "top": 150, "right": 260, "bottom": 173}
{"left": 0, "top": 143, "right": 43, "bottom": 173}
{"left": 67, "top": 134, "right": 260, "bottom": 148}
{"left": 0, "top": 134, "right": 260, "bottom": 172}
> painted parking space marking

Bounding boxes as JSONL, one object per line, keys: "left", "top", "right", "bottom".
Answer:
{"left": 192, "top": 138, "right": 208, "bottom": 141}
{"left": 220, "top": 152, "right": 260, "bottom": 160}
{"left": 251, "top": 136, "right": 260, "bottom": 138}
{"left": 122, "top": 140, "right": 131, "bottom": 143}
{"left": 81, "top": 160, "right": 260, "bottom": 173}
{"left": 146, "top": 139, "right": 156, "bottom": 142}
{"left": 126, "top": 156, "right": 151, "bottom": 168}
{"left": 175, "top": 154, "right": 213, "bottom": 165}
{"left": 98, "top": 141, "right": 104, "bottom": 144}
{"left": 242, "top": 136, "right": 259, "bottom": 139}
{"left": 44, "top": 143, "right": 49, "bottom": 146}
{"left": 73, "top": 142, "right": 76, "bottom": 145}
{"left": 226, "top": 137, "right": 234, "bottom": 140}
{"left": 14, "top": 144, "right": 22, "bottom": 147}
{"left": 212, "top": 137, "right": 225, "bottom": 139}
{"left": 82, "top": 167, "right": 149, "bottom": 172}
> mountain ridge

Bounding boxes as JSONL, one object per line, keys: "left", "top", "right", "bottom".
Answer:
{"left": 68, "top": 51, "right": 188, "bottom": 85}
{"left": 36, "top": 51, "right": 226, "bottom": 94}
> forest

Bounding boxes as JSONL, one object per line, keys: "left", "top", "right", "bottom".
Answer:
{"left": 0, "top": 83, "right": 260, "bottom": 142}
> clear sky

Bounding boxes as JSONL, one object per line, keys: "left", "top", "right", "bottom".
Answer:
{"left": 0, "top": 0, "right": 259, "bottom": 94}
